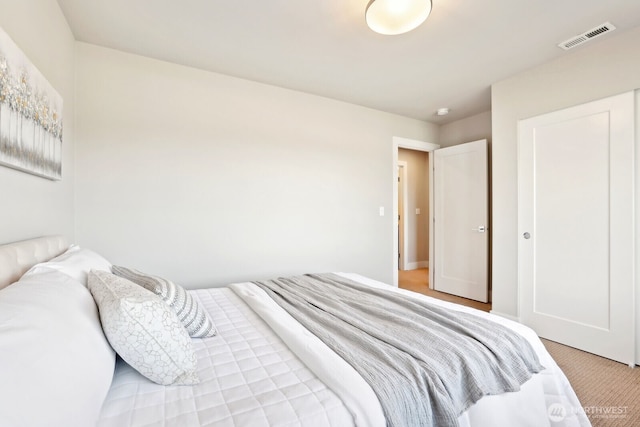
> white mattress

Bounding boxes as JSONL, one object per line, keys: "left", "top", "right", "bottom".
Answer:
{"left": 98, "top": 274, "right": 591, "bottom": 427}
{"left": 98, "top": 287, "right": 353, "bottom": 427}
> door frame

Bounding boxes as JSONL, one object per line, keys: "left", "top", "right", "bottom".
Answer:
{"left": 397, "top": 161, "right": 408, "bottom": 271}
{"left": 392, "top": 137, "right": 440, "bottom": 287}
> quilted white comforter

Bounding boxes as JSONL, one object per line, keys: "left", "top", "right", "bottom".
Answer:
{"left": 98, "top": 273, "right": 590, "bottom": 427}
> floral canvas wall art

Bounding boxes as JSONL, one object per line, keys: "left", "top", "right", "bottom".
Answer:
{"left": 0, "top": 27, "right": 63, "bottom": 180}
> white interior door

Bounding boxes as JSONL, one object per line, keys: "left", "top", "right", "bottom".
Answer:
{"left": 518, "top": 91, "right": 635, "bottom": 366}
{"left": 433, "top": 140, "right": 489, "bottom": 302}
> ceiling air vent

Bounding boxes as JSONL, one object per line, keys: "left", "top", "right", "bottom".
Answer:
{"left": 558, "top": 22, "right": 616, "bottom": 50}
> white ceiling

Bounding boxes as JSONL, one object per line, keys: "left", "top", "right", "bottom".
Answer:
{"left": 56, "top": 0, "right": 640, "bottom": 124}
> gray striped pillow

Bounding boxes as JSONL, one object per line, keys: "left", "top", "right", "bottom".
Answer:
{"left": 111, "top": 266, "right": 216, "bottom": 338}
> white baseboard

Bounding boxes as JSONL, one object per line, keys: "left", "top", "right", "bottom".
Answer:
{"left": 405, "top": 261, "right": 429, "bottom": 270}
{"left": 489, "top": 310, "right": 520, "bottom": 323}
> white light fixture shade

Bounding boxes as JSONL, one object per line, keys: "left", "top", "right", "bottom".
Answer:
{"left": 366, "top": 0, "right": 432, "bottom": 35}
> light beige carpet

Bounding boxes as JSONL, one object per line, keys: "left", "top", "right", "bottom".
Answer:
{"left": 542, "top": 338, "right": 640, "bottom": 427}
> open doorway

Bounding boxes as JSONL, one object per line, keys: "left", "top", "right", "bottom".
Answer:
{"left": 392, "top": 137, "right": 439, "bottom": 288}
{"left": 396, "top": 146, "right": 491, "bottom": 312}
{"left": 397, "top": 149, "right": 429, "bottom": 273}
{"left": 392, "top": 137, "right": 492, "bottom": 312}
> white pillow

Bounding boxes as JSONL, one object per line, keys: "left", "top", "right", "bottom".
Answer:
{"left": 27, "top": 244, "right": 112, "bottom": 286}
{"left": 0, "top": 269, "right": 116, "bottom": 427}
{"left": 87, "top": 270, "right": 199, "bottom": 386}
{"left": 112, "top": 265, "right": 216, "bottom": 338}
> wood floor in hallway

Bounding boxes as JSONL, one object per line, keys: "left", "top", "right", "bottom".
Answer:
{"left": 398, "top": 268, "right": 492, "bottom": 312}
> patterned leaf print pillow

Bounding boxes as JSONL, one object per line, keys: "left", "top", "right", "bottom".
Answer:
{"left": 88, "top": 270, "right": 199, "bottom": 386}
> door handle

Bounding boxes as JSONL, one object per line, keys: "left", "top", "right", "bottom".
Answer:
{"left": 472, "top": 226, "right": 487, "bottom": 233}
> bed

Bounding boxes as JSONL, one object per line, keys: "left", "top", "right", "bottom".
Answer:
{"left": 0, "top": 236, "right": 590, "bottom": 427}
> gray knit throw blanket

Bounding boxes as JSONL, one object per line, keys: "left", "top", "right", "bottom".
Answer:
{"left": 252, "top": 273, "right": 544, "bottom": 427}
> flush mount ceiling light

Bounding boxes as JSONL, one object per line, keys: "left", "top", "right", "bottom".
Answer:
{"left": 436, "top": 107, "right": 450, "bottom": 116}
{"left": 365, "top": 0, "right": 432, "bottom": 35}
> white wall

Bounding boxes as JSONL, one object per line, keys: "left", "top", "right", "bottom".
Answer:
{"left": 438, "top": 111, "right": 491, "bottom": 148}
{"left": 491, "top": 26, "right": 640, "bottom": 319}
{"left": 74, "top": 43, "right": 438, "bottom": 288}
{"left": 0, "top": 0, "right": 76, "bottom": 244}
{"left": 398, "top": 148, "right": 429, "bottom": 268}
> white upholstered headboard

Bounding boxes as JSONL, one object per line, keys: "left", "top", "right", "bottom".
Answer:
{"left": 0, "top": 235, "right": 69, "bottom": 290}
